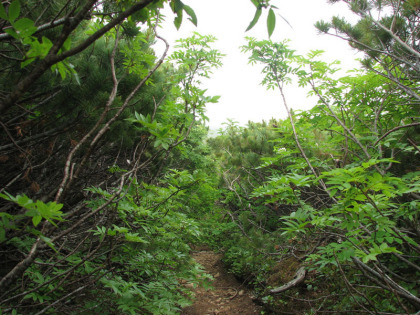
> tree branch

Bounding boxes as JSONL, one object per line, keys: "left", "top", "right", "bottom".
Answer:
{"left": 270, "top": 267, "right": 306, "bottom": 294}
{"left": 374, "top": 122, "right": 420, "bottom": 146}
{"left": 0, "top": 0, "right": 155, "bottom": 115}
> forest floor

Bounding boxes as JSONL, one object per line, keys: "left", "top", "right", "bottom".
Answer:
{"left": 182, "top": 247, "right": 263, "bottom": 315}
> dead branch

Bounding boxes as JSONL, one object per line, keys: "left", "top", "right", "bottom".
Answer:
{"left": 270, "top": 266, "right": 306, "bottom": 294}
{"left": 352, "top": 257, "right": 420, "bottom": 308}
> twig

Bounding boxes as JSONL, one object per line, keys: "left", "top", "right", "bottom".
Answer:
{"left": 407, "top": 137, "right": 420, "bottom": 154}
{"left": 55, "top": 27, "right": 122, "bottom": 202}
{"left": 334, "top": 253, "right": 377, "bottom": 314}
{"left": 374, "top": 122, "right": 420, "bottom": 146}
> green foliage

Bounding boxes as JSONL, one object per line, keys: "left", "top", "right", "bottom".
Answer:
{"left": 266, "top": 8, "right": 276, "bottom": 38}
{"left": 246, "top": 0, "right": 279, "bottom": 37}
{"left": 170, "top": 0, "right": 198, "bottom": 29}
{"left": 0, "top": 18, "right": 223, "bottom": 315}
{"left": 213, "top": 19, "right": 420, "bottom": 312}
{"left": 1, "top": 0, "right": 419, "bottom": 314}
{"left": 316, "top": 0, "right": 420, "bottom": 97}
{"left": 206, "top": 214, "right": 281, "bottom": 289}
{"left": 126, "top": 112, "right": 174, "bottom": 150}
{"left": 242, "top": 38, "right": 296, "bottom": 89}
{"left": 0, "top": 193, "right": 64, "bottom": 237}
{"left": 83, "top": 173, "right": 211, "bottom": 314}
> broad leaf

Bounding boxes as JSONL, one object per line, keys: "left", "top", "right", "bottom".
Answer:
{"left": 13, "top": 17, "right": 34, "bottom": 31}
{"left": 171, "top": 0, "right": 184, "bottom": 13}
{"left": 32, "top": 215, "right": 42, "bottom": 227}
{"left": 174, "top": 9, "right": 183, "bottom": 30}
{"left": 13, "top": 18, "right": 37, "bottom": 37}
{"left": 8, "top": 0, "right": 20, "bottom": 22}
{"left": 246, "top": 7, "right": 262, "bottom": 32}
{"left": 0, "top": 4, "right": 7, "bottom": 20}
{"left": 4, "top": 28, "right": 19, "bottom": 39}
{"left": 183, "top": 5, "right": 197, "bottom": 26}
{"left": 267, "top": 8, "right": 276, "bottom": 37}
{"left": 62, "top": 37, "right": 72, "bottom": 51}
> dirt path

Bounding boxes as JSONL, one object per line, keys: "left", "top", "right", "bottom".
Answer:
{"left": 182, "top": 248, "right": 263, "bottom": 315}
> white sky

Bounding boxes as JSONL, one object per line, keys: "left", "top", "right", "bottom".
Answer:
{"left": 154, "top": 0, "right": 362, "bottom": 129}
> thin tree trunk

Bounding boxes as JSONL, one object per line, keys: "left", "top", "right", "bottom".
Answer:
{"left": 275, "top": 77, "right": 335, "bottom": 201}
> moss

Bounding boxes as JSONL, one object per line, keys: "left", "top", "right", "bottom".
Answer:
{"left": 267, "top": 257, "right": 301, "bottom": 287}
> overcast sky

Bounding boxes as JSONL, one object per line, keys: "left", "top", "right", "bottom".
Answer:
{"left": 154, "top": 0, "right": 362, "bottom": 129}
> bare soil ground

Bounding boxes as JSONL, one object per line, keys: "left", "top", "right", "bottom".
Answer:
{"left": 182, "top": 248, "right": 263, "bottom": 315}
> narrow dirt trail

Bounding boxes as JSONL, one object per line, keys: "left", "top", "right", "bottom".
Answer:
{"left": 182, "top": 248, "right": 263, "bottom": 315}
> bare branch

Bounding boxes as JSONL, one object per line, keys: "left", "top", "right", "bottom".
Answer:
{"left": 374, "top": 122, "right": 420, "bottom": 145}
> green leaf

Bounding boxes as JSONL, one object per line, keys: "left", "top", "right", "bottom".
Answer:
{"left": 40, "top": 235, "right": 58, "bottom": 252}
{"left": 135, "top": 8, "right": 149, "bottom": 23}
{"left": 21, "top": 57, "right": 35, "bottom": 68}
{"left": 62, "top": 37, "right": 72, "bottom": 51}
{"left": 8, "top": 0, "right": 20, "bottom": 22}
{"left": 246, "top": 7, "right": 262, "bottom": 32}
{"left": 183, "top": 5, "right": 197, "bottom": 26}
{"left": 13, "top": 17, "right": 34, "bottom": 31}
{"left": 171, "top": 0, "right": 184, "bottom": 13}
{"left": 250, "top": 0, "right": 259, "bottom": 7}
{"left": 16, "top": 194, "right": 34, "bottom": 208}
{"left": 41, "top": 36, "right": 53, "bottom": 56}
{"left": 267, "top": 8, "right": 276, "bottom": 38}
{"left": 32, "top": 215, "right": 42, "bottom": 227}
{"left": 4, "top": 28, "right": 19, "bottom": 39}
{"left": 0, "top": 192, "right": 12, "bottom": 201}
{"left": 174, "top": 9, "right": 183, "bottom": 30}
{"left": 13, "top": 18, "right": 37, "bottom": 38}
{"left": 55, "top": 62, "right": 67, "bottom": 79}
{"left": 0, "top": 4, "right": 8, "bottom": 20}
{"left": 209, "top": 95, "right": 221, "bottom": 103}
